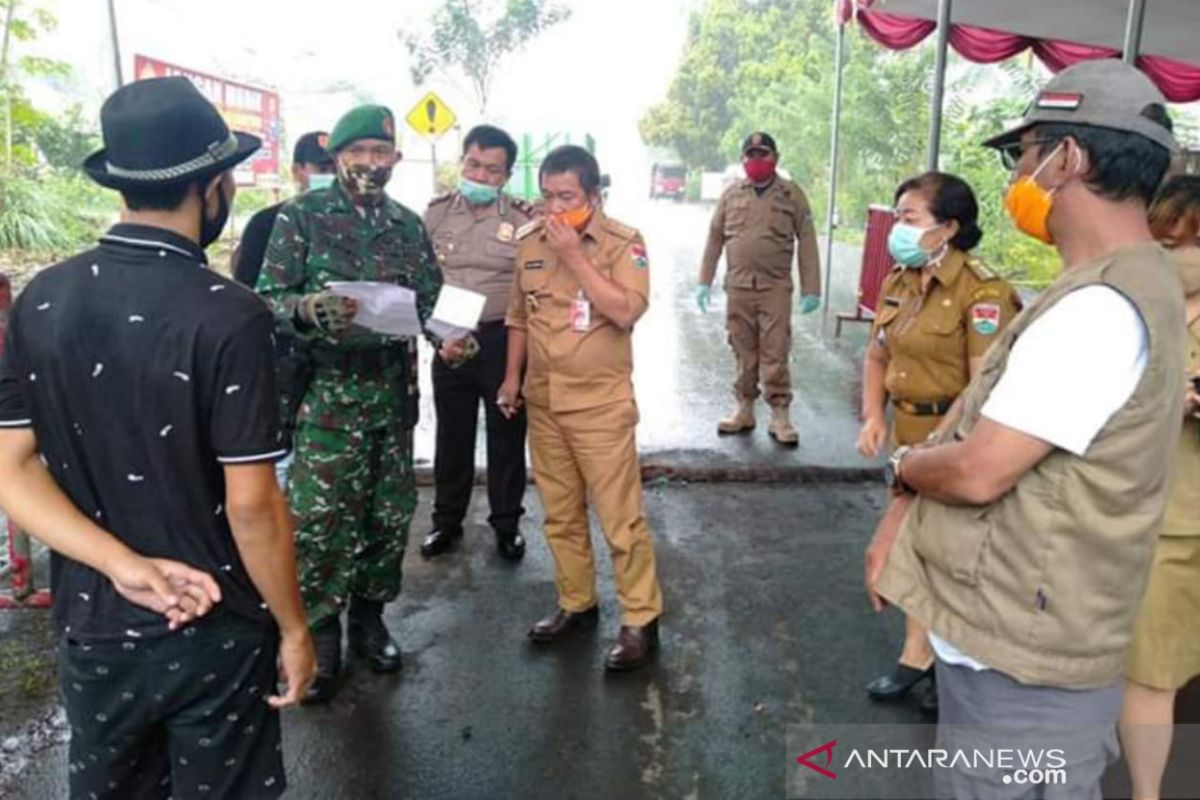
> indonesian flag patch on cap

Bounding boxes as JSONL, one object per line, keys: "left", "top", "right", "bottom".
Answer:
{"left": 1036, "top": 91, "right": 1082, "bottom": 110}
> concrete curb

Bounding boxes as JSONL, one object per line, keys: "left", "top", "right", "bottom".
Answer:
{"left": 412, "top": 461, "right": 883, "bottom": 487}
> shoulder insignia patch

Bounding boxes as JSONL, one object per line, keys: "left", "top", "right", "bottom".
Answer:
{"left": 516, "top": 219, "right": 545, "bottom": 240}
{"left": 630, "top": 243, "right": 649, "bottom": 270}
{"left": 971, "top": 303, "right": 1002, "bottom": 336}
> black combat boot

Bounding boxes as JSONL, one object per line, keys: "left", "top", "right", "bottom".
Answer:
{"left": 302, "top": 617, "right": 342, "bottom": 705}
{"left": 347, "top": 598, "right": 402, "bottom": 674}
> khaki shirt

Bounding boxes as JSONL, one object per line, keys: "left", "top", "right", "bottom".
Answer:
{"left": 424, "top": 191, "right": 535, "bottom": 323}
{"left": 870, "top": 249, "right": 1021, "bottom": 404}
{"left": 505, "top": 210, "right": 649, "bottom": 413}
{"left": 1162, "top": 317, "right": 1200, "bottom": 536}
{"left": 699, "top": 177, "right": 820, "bottom": 294}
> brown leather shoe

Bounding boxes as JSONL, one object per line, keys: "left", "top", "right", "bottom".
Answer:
{"left": 527, "top": 606, "right": 599, "bottom": 643}
{"left": 604, "top": 618, "right": 660, "bottom": 671}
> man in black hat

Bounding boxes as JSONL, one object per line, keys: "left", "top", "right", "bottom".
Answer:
{"left": 233, "top": 130, "right": 335, "bottom": 288}
{"left": 0, "top": 76, "right": 314, "bottom": 799}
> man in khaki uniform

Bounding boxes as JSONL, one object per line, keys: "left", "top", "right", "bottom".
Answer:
{"left": 500, "top": 145, "right": 663, "bottom": 671}
{"left": 420, "top": 125, "right": 535, "bottom": 562}
{"left": 865, "top": 61, "right": 1182, "bottom": 798}
{"left": 697, "top": 132, "right": 821, "bottom": 446}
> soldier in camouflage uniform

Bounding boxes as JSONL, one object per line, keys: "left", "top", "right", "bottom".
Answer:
{"left": 257, "top": 105, "right": 443, "bottom": 704}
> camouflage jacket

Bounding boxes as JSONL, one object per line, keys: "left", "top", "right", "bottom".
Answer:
{"left": 257, "top": 182, "right": 443, "bottom": 431}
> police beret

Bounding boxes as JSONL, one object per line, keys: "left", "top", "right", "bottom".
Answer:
{"left": 326, "top": 105, "right": 396, "bottom": 154}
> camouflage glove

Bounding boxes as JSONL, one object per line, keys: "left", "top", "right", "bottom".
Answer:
{"left": 443, "top": 334, "right": 481, "bottom": 369}
{"left": 297, "top": 291, "right": 357, "bottom": 334}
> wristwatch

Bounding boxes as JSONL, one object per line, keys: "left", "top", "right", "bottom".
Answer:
{"left": 885, "top": 445, "right": 914, "bottom": 495}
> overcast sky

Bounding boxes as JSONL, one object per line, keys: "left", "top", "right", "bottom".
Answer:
{"left": 24, "top": 0, "right": 700, "bottom": 208}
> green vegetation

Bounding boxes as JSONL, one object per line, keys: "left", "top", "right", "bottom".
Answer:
{"left": 1, "top": 1, "right": 117, "bottom": 258}
{"left": 403, "top": 0, "right": 570, "bottom": 115}
{"left": 641, "top": 0, "right": 1061, "bottom": 285}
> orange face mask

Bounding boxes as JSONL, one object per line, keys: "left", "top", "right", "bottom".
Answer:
{"left": 1003, "top": 142, "right": 1068, "bottom": 246}
{"left": 552, "top": 204, "right": 593, "bottom": 231}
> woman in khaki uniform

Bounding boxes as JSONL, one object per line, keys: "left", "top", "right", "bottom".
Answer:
{"left": 1120, "top": 176, "right": 1200, "bottom": 800}
{"left": 855, "top": 172, "right": 1021, "bottom": 711}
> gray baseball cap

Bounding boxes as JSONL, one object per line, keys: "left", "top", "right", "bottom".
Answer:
{"left": 982, "top": 59, "right": 1175, "bottom": 153}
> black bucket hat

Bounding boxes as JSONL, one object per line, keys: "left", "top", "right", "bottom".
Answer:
{"left": 83, "top": 76, "right": 261, "bottom": 190}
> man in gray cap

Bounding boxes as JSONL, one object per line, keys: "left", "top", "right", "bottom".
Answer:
{"left": 864, "top": 59, "right": 1181, "bottom": 798}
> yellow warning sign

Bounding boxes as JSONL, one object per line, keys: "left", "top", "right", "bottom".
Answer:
{"left": 405, "top": 92, "right": 457, "bottom": 141}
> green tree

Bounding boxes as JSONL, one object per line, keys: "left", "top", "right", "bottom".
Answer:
{"left": 0, "top": 0, "right": 116, "bottom": 254}
{"left": 641, "top": 0, "right": 1060, "bottom": 283}
{"left": 402, "top": 0, "right": 570, "bottom": 115}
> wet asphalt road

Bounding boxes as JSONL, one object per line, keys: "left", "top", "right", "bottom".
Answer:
{"left": 12, "top": 483, "right": 909, "bottom": 800}
{"left": 7, "top": 198, "right": 1200, "bottom": 798}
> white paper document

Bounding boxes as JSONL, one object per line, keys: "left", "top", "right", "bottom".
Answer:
{"left": 326, "top": 281, "right": 422, "bottom": 338}
{"left": 426, "top": 285, "right": 487, "bottom": 341}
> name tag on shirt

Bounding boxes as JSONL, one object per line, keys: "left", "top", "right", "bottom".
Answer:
{"left": 524, "top": 259, "right": 544, "bottom": 271}
{"left": 570, "top": 295, "right": 591, "bottom": 332}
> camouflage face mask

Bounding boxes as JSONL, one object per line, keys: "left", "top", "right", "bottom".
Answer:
{"left": 338, "top": 162, "right": 392, "bottom": 202}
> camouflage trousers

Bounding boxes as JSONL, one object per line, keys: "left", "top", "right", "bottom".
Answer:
{"left": 289, "top": 421, "right": 416, "bottom": 629}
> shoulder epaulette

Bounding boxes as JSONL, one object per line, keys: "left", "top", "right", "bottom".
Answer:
{"left": 516, "top": 219, "right": 545, "bottom": 240}
{"left": 601, "top": 216, "right": 639, "bottom": 242}
{"left": 508, "top": 196, "right": 536, "bottom": 218}
{"left": 965, "top": 257, "right": 998, "bottom": 282}
{"left": 427, "top": 191, "right": 454, "bottom": 208}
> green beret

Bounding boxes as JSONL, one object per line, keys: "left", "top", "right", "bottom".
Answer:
{"left": 326, "top": 105, "right": 396, "bottom": 153}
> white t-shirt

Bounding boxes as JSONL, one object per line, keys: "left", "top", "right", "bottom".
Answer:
{"left": 929, "top": 285, "right": 1149, "bottom": 671}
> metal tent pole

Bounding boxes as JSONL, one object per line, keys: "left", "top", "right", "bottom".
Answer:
{"left": 107, "top": 0, "right": 124, "bottom": 86}
{"left": 820, "top": 17, "right": 847, "bottom": 335}
{"left": 925, "top": 0, "right": 952, "bottom": 172}
{"left": 1122, "top": 0, "right": 1147, "bottom": 64}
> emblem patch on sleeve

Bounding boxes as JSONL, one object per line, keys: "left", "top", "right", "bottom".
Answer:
{"left": 630, "top": 244, "right": 649, "bottom": 270}
{"left": 971, "top": 303, "right": 1001, "bottom": 335}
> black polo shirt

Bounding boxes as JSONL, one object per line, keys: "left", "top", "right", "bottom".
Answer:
{"left": 0, "top": 223, "right": 284, "bottom": 641}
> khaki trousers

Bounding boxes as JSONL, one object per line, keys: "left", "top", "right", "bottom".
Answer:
{"left": 527, "top": 399, "right": 663, "bottom": 626}
{"left": 726, "top": 286, "right": 793, "bottom": 406}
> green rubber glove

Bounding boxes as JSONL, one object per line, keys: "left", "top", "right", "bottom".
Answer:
{"left": 696, "top": 284, "right": 712, "bottom": 313}
{"left": 799, "top": 294, "right": 821, "bottom": 315}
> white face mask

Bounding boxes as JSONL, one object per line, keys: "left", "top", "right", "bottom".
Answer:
{"left": 307, "top": 173, "right": 336, "bottom": 191}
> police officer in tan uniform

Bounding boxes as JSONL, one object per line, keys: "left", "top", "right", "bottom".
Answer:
{"left": 856, "top": 173, "right": 1020, "bottom": 712}
{"left": 420, "top": 125, "right": 535, "bottom": 562}
{"left": 697, "top": 132, "right": 821, "bottom": 446}
{"left": 499, "top": 145, "right": 663, "bottom": 671}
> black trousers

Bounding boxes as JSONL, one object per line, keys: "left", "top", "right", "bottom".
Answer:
{"left": 432, "top": 320, "right": 527, "bottom": 533}
{"left": 61, "top": 612, "right": 283, "bottom": 800}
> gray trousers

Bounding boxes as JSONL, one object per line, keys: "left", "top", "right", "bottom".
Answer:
{"left": 934, "top": 658, "right": 1122, "bottom": 800}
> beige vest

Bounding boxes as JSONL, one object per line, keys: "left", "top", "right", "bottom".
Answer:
{"left": 878, "top": 242, "right": 1185, "bottom": 689}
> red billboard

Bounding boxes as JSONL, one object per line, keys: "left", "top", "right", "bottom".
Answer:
{"left": 133, "top": 55, "right": 281, "bottom": 188}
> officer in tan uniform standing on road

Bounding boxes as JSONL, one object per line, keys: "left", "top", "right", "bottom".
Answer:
{"left": 697, "top": 132, "right": 821, "bottom": 446}
{"left": 420, "top": 125, "right": 535, "bottom": 562}
{"left": 499, "top": 145, "right": 663, "bottom": 671}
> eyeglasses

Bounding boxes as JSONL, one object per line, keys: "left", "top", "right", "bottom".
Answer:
{"left": 996, "top": 138, "right": 1058, "bottom": 170}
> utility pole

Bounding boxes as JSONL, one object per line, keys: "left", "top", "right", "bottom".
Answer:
{"left": 107, "top": 0, "right": 123, "bottom": 86}
{"left": 1, "top": 0, "right": 18, "bottom": 173}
